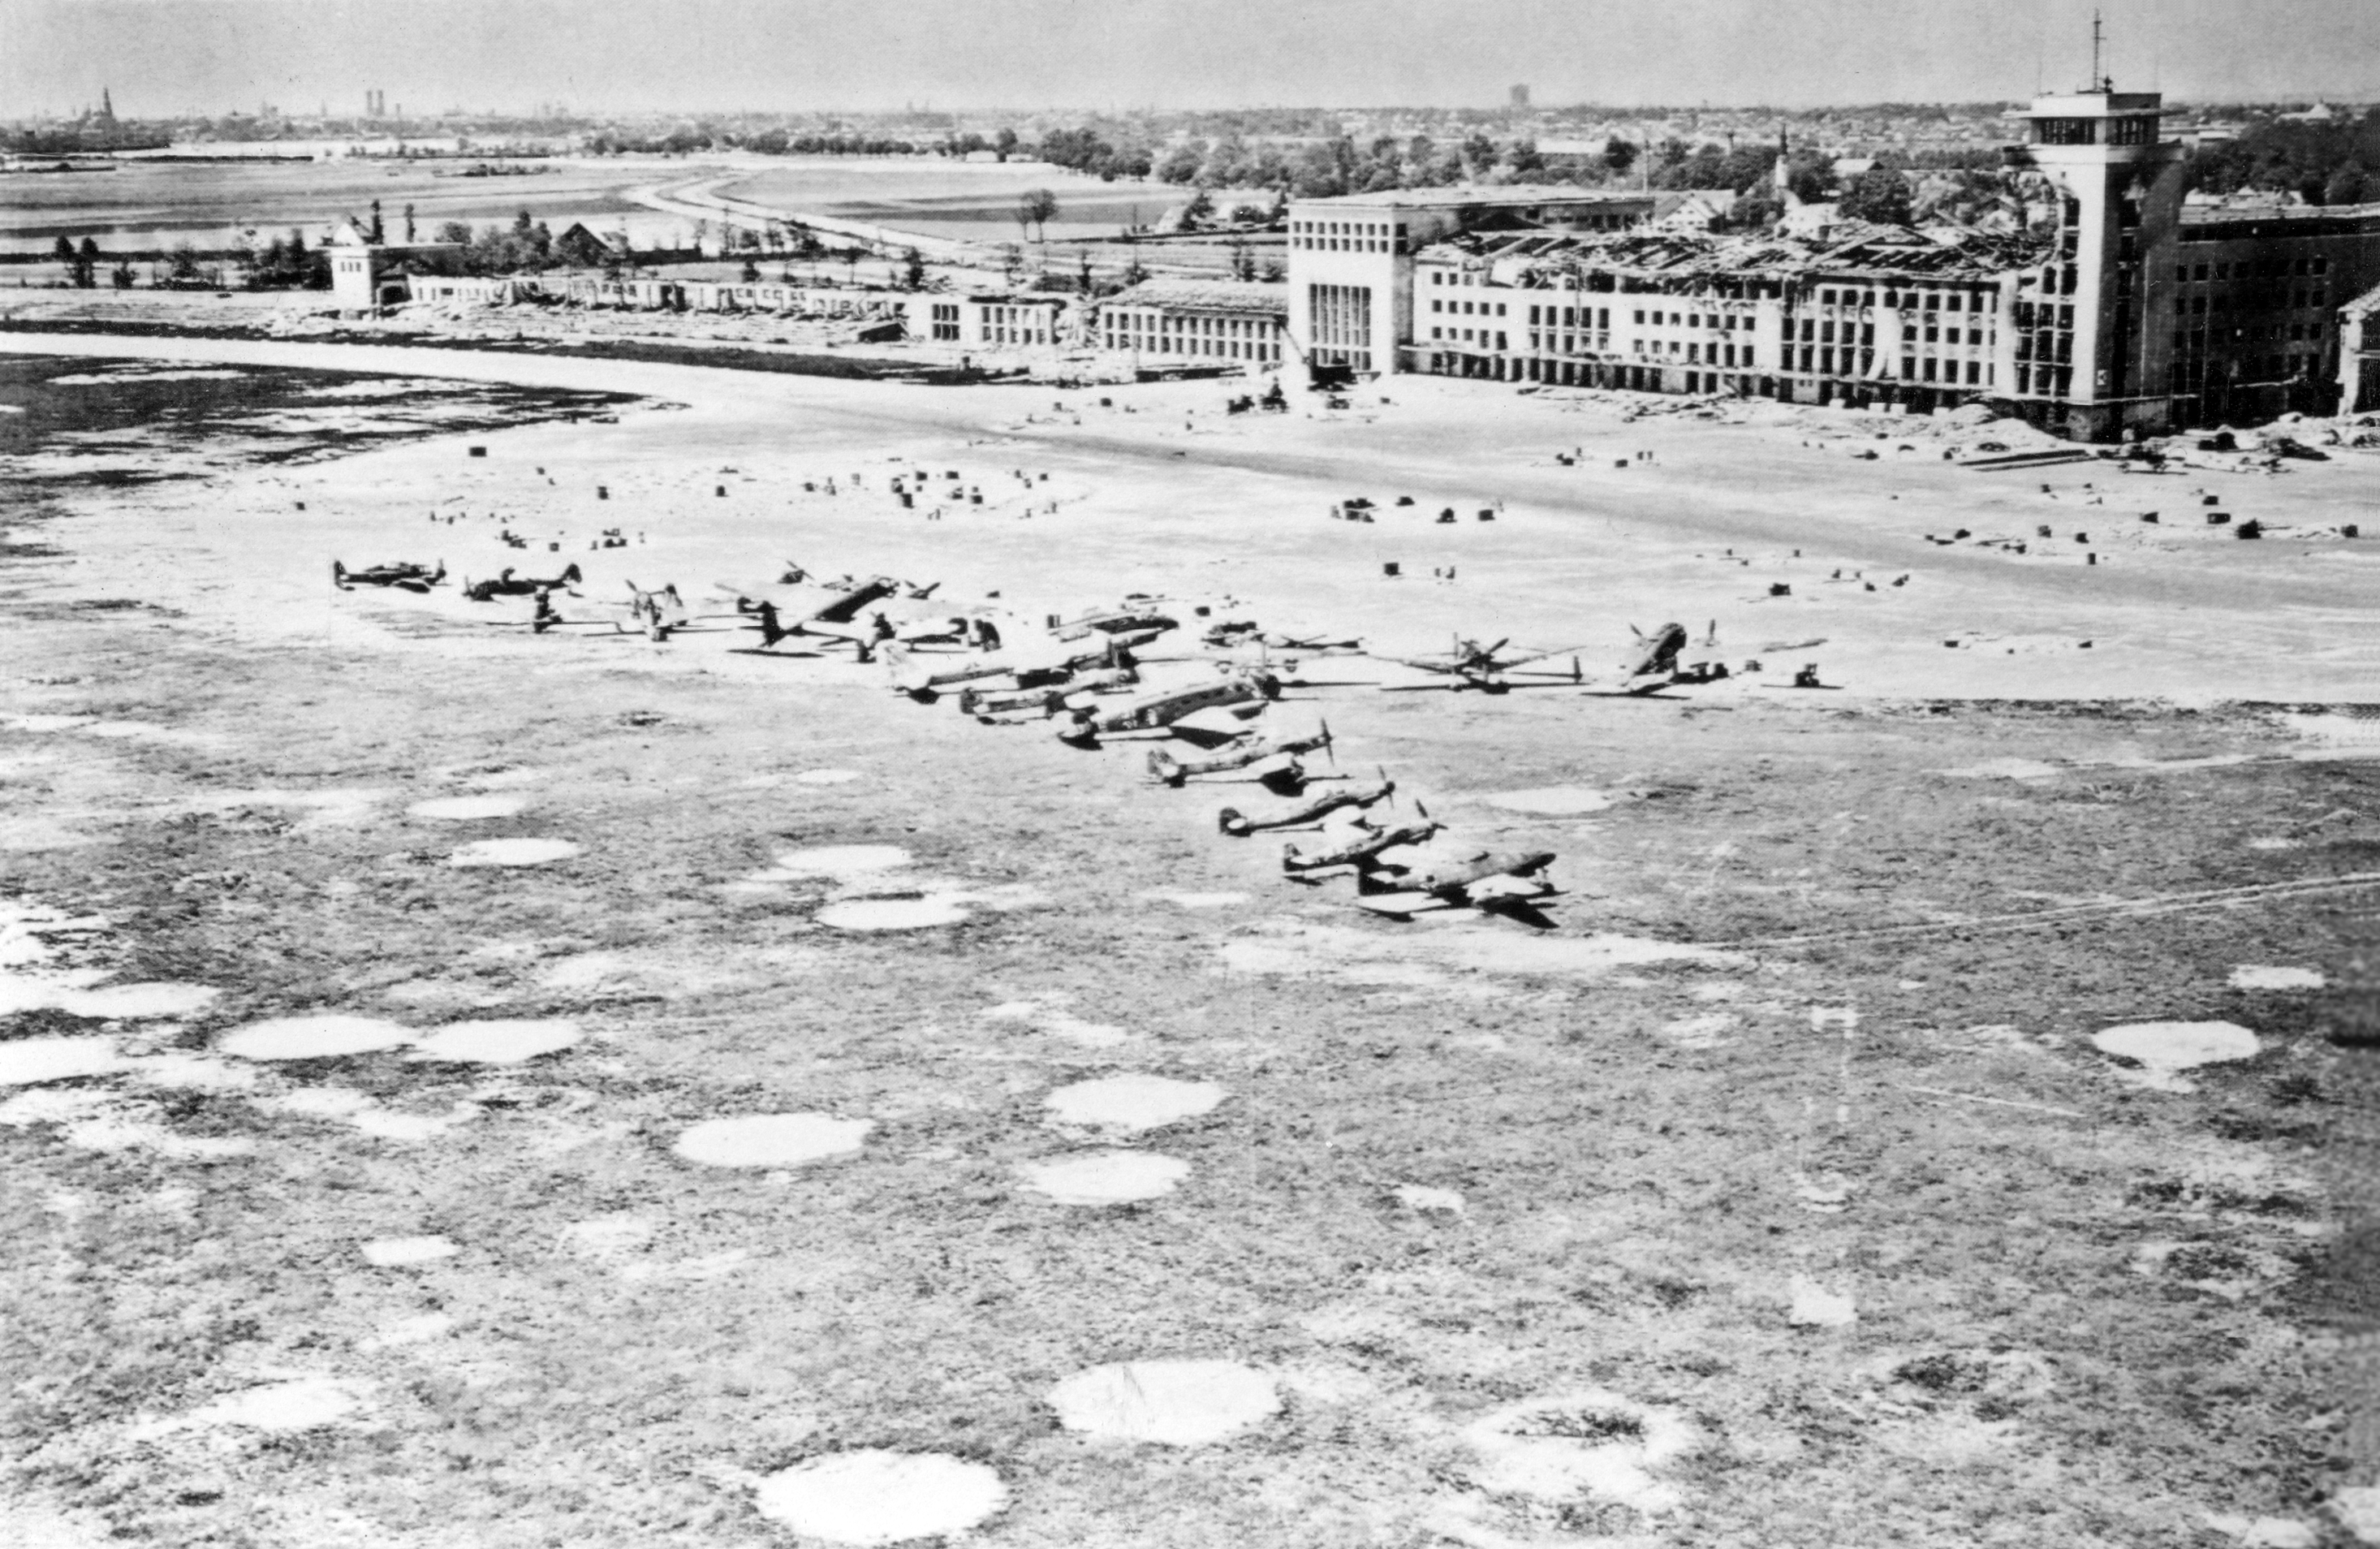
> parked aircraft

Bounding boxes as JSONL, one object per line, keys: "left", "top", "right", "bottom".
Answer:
{"left": 1378, "top": 636, "right": 1585, "bottom": 693}
{"left": 460, "top": 563, "right": 581, "bottom": 602}
{"left": 333, "top": 559, "right": 444, "bottom": 593}
{"left": 1218, "top": 777, "right": 1395, "bottom": 837}
{"left": 1201, "top": 621, "right": 1364, "bottom": 654}
{"left": 1058, "top": 669, "right": 1282, "bottom": 746}
{"left": 1354, "top": 846, "right": 1561, "bottom": 921}
{"left": 1146, "top": 724, "right": 1334, "bottom": 787}
{"left": 1281, "top": 811, "right": 1443, "bottom": 878}
{"left": 1053, "top": 601, "right": 1179, "bottom": 641}
{"left": 883, "top": 630, "right": 1158, "bottom": 701}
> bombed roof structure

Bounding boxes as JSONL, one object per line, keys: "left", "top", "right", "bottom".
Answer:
{"left": 1100, "top": 278, "right": 1289, "bottom": 317}
{"left": 1422, "top": 221, "right": 2056, "bottom": 292}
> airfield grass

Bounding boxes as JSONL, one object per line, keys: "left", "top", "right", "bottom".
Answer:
{"left": 1, "top": 580, "right": 2364, "bottom": 1547}
{"left": 1, "top": 348, "right": 2372, "bottom": 1547}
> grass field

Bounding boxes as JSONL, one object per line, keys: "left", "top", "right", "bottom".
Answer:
{"left": 0, "top": 342, "right": 2367, "bottom": 1547}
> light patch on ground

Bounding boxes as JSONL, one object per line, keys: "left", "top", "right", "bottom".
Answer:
{"left": 1787, "top": 1276, "right": 1859, "bottom": 1327}
{"left": 448, "top": 837, "right": 581, "bottom": 868}
{"left": 260, "top": 1085, "right": 459, "bottom": 1142}
{"left": 1937, "top": 758, "right": 2063, "bottom": 780}
{"left": 2205, "top": 1517, "right": 2322, "bottom": 1548}
{"left": 188, "top": 787, "right": 387, "bottom": 828}
{"left": 218, "top": 1014, "right": 415, "bottom": 1060}
{"left": 1047, "top": 1359, "right": 1279, "bottom": 1445}
{"left": 816, "top": 896, "right": 970, "bottom": 930}
{"left": 407, "top": 1018, "right": 581, "bottom": 1064}
{"left": 362, "top": 1236, "right": 459, "bottom": 1267}
{"left": 2228, "top": 964, "right": 2325, "bottom": 990}
{"left": 1455, "top": 1389, "right": 1698, "bottom": 1517}
{"left": 1395, "top": 1184, "right": 1466, "bottom": 1214}
{"left": 672, "top": 1112, "right": 872, "bottom": 1168}
{"left": 2093, "top": 1020, "right": 2261, "bottom": 1093}
{"left": 1661, "top": 1012, "right": 1738, "bottom": 1048}
{"left": 127, "top": 1054, "right": 258, "bottom": 1091}
{"left": 2329, "top": 1487, "right": 2380, "bottom": 1544}
{"left": 408, "top": 794, "right": 527, "bottom": 821}
{"left": 11, "top": 1086, "right": 260, "bottom": 1159}
{"left": 1019, "top": 1150, "right": 1189, "bottom": 1205}
{"left": 981, "top": 999, "right": 1131, "bottom": 1048}
{"left": 761, "top": 844, "right": 913, "bottom": 880}
{"left": 1045, "top": 1074, "right": 1227, "bottom": 1133}
{"left": 1220, "top": 918, "right": 1745, "bottom": 985}
{"left": 0, "top": 816, "right": 102, "bottom": 851}
{"left": 132, "top": 1376, "right": 375, "bottom": 1439}
{"left": 791, "top": 768, "right": 860, "bottom": 784}
{"left": 1480, "top": 786, "right": 1614, "bottom": 814}
{"left": 359, "top": 1313, "right": 456, "bottom": 1352}
{"left": 0, "top": 1036, "right": 131, "bottom": 1086}
{"left": 0, "top": 940, "right": 220, "bottom": 1020}
{"left": 751, "top": 1450, "right": 1007, "bottom": 1546}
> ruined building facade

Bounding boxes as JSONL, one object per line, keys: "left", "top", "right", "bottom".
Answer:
{"left": 1287, "top": 88, "right": 2380, "bottom": 440}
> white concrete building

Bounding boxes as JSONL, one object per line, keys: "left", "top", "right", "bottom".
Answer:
{"left": 1283, "top": 188, "right": 1653, "bottom": 373}
{"left": 1097, "top": 278, "right": 1287, "bottom": 367}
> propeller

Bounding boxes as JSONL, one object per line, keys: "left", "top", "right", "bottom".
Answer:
{"left": 1317, "top": 718, "right": 1336, "bottom": 768}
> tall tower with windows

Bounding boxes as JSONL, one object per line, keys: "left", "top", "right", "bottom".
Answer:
{"left": 2003, "top": 84, "right": 2188, "bottom": 437}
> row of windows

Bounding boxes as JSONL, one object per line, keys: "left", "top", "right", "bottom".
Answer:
{"left": 1431, "top": 327, "right": 1510, "bottom": 348}
{"left": 1293, "top": 217, "right": 1396, "bottom": 256}
{"left": 2175, "top": 256, "right": 2330, "bottom": 282}
{"left": 1106, "top": 310, "right": 1279, "bottom": 339}
{"left": 1632, "top": 308, "right": 1748, "bottom": 330}
{"left": 1525, "top": 330, "right": 1612, "bottom": 354}
{"left": 2174, "top": 321, "right": 2333, "bottom": 347}
{"left": 2174, "top": 293, "right": 2333, "bottom": 317}
{"left": 1104, "top": 330, "right": 1282, "bottom": 361}
{"left": 1528, "top": 305, "right": 1613, "bottom": 329}
{"left": 1816, "top": 287, "right": 1993, "bottom": 313}
{"left": 1431, "top": 297, "right": 1509, "bottom": 317}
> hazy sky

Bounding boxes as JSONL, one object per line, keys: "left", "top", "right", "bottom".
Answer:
{"left": 7, "top": 0, "right": 2378, "bottom": 118}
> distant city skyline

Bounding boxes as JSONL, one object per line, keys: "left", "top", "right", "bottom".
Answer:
{"left": 6, "top": 0, "right": 2379, "bottom": 120}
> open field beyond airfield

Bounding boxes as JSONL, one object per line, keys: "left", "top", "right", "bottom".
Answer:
{"left": 1, "top": 335, "right": 2372, "bottom": 1549}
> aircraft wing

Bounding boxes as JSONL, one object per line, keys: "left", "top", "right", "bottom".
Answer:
{"left": 1498, "top": 645, "right": 1590, "bottom": 673}
{"left": 1350, "top": 890, "right": 1462, "bottom": 917}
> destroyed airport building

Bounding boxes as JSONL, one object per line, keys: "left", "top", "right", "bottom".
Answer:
{"left": 1287, "top": 85, "right": 2380, "bottom": 439}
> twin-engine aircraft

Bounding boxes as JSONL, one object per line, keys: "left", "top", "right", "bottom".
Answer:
{"left": 333, "top": 559, "right": 444, "bottom": 593}
{"left": 1352, "top": 845, "right": 1563, "bottom": 922}
{"left": 1058, "top": 669, "right": 1282, "bottom": 748}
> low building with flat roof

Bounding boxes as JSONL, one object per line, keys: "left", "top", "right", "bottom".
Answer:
{"left": 1097, "top": 278, "right": 1287, "bottom": 368}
